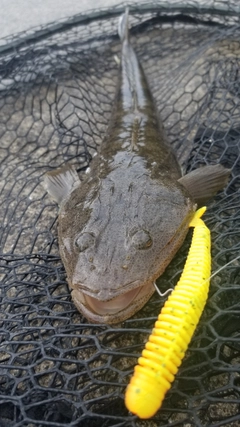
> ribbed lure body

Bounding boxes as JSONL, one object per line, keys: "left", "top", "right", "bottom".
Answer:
{"left": 125, "top": 207, "right": 211, "bottom": 419}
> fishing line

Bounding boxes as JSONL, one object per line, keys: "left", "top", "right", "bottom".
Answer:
{"left": 208, "top": 254, "right": 240, "bottom": 281}
{"left": 154, "top": 254, "right": 240, "bottom": 300}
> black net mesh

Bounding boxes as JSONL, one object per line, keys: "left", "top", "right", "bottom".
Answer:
{"left": 1, "top": 1, "right": 240, "bottom": 426}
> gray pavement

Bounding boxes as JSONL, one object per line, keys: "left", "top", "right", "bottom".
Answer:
{"left": 1, "top": 0, "right": 130, "bottom": 39}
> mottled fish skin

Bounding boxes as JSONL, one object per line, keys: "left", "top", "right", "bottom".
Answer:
{"left": 44, "top": 10, "right": 229, "bottom": 324}
{"left": 57, "top": 10, "right": 195, "bottom": 324}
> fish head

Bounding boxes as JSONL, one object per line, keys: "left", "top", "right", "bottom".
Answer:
{"left": 58, "top": 170, "right": 196, "bottom": 324}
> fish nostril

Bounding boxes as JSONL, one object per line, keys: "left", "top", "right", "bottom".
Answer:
{"left": 75, "top": 232, "right": 95, "bottom": 252}
{"left": 131, "top": 229, "right": 152, "bottom": 250}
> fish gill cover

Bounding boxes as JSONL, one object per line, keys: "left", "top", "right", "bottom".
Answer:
{"left": 0, "top": 1, "right": 240, "bottom": 426}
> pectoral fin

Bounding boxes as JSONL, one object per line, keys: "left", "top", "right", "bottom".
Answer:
{"left": 43, "top": 164, "right": 80, "bottom": 205}
{"left": 178, "top": 164, "right": 231, "bottom": 206}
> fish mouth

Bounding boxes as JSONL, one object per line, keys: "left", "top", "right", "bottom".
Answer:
{"left": 85, "top": 287, "right": 142, "bottom": 314}
{"left": 71, "top": 283, "right": 155, "bottom": 324}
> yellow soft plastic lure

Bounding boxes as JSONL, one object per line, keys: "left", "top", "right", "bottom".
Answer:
{"left": 125, "top": 206, "right": 211, "bottom": 419}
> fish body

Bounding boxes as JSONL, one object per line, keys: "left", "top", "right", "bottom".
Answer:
{"left": 44, "top": 10, "right": 230, "bottom": 324}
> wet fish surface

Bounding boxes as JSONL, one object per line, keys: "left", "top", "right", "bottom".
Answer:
{"left": 44, "top": 9, "right": 230, "bottom": 324}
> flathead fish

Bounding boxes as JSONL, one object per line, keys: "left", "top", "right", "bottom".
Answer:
{"left": 44, "top": 9, "right": 230, "bottom": 324}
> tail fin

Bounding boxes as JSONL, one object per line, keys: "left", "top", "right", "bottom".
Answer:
{"left": 118, "top": 8, "right": 129, "bottom": 42}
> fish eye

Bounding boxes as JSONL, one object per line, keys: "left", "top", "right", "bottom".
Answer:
{"left": 75, "top": 232, "right": 95, "bottom": 252}
{"left": 131, "top": 229, "right": 152, "bottom": 250}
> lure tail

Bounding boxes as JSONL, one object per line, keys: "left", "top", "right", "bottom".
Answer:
{"left": 125, "top": 207, "right": 211, "bottom": 419}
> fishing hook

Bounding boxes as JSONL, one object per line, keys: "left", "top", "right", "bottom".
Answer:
{"left": 153, "top": 282, "right": 173, "bottom": 298}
